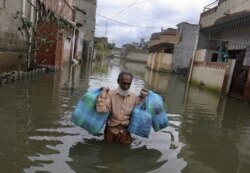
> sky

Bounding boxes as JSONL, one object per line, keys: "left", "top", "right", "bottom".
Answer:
{"left": 95, "top": 0, "right": 214, "bottom": 47}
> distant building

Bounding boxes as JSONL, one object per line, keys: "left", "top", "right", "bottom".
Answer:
{"left": 147, "top": 28, "right": 180, "bottom": 72}
{"left": 112, "top": 47, "right": 121, "bottom": 58}
{"left": 94, "top": 37, "right": 108, "bottom": 45}
{"left": 121, "top": 39, "right": 149, "bottom": 63}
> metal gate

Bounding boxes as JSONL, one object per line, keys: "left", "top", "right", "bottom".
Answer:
{"left": 229, "top": 50, "right": 249, "bottom": 99}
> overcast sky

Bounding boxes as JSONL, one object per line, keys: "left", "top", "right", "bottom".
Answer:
{"left": 95, "top": 0, "right": 214, "bottom": 47}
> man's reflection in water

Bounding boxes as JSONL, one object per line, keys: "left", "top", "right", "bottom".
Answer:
{"left": 67, "top": 139, "right": 167, "bottom": 173}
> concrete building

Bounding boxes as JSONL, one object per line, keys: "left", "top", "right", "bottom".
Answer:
{"left": 121, "top": 40, "right": 149, "bottom": 63}
{"left": 0, "top": 0, "right": 30, "bottom": 72}
{"left": 0, "top": 0, "right": 96, "bottom": 72}
{"left": 74, "top": 0, "right": 96, "bottom": 61}
{"left": 147, "top": 28, "right": 180, "bottom": 72}
{"left": 192, "top": 0, "right": 250, "bottom": 101}
{"left": 125, "top": 47, "right": 149, "bottom": 63}
{"left": 172, "top": 22, "right": 199, "bottom": 75}
{"left": 112, "top": 47, "right": 121, "bottom": 58}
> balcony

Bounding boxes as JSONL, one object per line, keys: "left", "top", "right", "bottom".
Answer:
{"left": 201, "top": 0, "right": 219, "bottom": 17}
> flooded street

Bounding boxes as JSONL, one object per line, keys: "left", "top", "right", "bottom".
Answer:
{"left": 0, "top": 60, "right": 250, "bottom": 173}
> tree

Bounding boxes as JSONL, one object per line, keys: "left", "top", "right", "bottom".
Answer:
{"left": 94, "top": 42, "right": 112, "bottom": 61}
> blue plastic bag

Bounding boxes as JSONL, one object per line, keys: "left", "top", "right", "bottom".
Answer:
{"left": 71, "top": 88, "right": 109, "bottom": 134}
{"left": 146, "top": 91, "right": 168, "bottom": 132}
{"left": 128, "top": 102, "right": 152, "bottom": 138}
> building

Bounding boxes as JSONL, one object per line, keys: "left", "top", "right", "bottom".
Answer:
{"left": 0, "top": 0, "right": 97, "bottom": 72}
{"left": 0, "top": 0, "right": 30, "bottom": 72}
{"left": 112, "top": 47, "right": 121, "bottom": 58}
{"left": 36, "top": 0, "right": 77, "bottom": 70}
{"left": 121, "top": 40, "right": 149, "bottom": 63}
{"left": 74, "top": 0, "right": 96, "bottom": 62}
{"left": 172, "top": 22, "right": 199, "bottom": 75}
{"left": 192, "top": 0, "right": 250, "bottom": 101}
{"left": 147, "top": 28, "right": 180, "bottom": 72}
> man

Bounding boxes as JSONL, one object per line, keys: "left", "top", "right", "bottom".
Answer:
{"left": 96, "top": 71, "right": 147, "bottom": 144}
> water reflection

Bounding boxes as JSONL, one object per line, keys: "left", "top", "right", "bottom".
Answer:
{"left": 68, "top": 139, "right": 166, "bottom": 173}
{"left": 1, "top": 60, "right": 250, "bottom": 173}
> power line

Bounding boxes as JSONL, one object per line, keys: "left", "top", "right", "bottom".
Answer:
{"left": 96, "top": 0, "right": 139, "bottom": 26}
{"left": 96, "top": 13, "right": 166, "bottom": 29}
{"left": 110, "top": 0, "right": 139, "bottom": 19}
{"left": 98, "top": 0, "right": 152, "bottom": 9}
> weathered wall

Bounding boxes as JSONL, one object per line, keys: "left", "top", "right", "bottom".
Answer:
{"left": 195, "top": 49, "right": 207, "bottom": 62}
{"left": 75, "top": 0, "right": 96, "bottom": 60}
{"left": 149, "top": 34, "right": 180, "bottom": 47}
{"left": 191, "top": 61, "right": 227, "bottom": 91}
{"left": 126, "top": 49, "right": 149, "bottom": 63}
{"left": 43, "top": 0, "right": 74, "bottom": 22}
{"left": 172, "top": 23, "right": 198, "bottom": 74}
{"left": 147, "top": 53, "right": 172, "bottom": 72}
{"left": 200, "top": 0, "right": 250, "bottom": 28}
{"left": 0, "top": 0, "right": 26, "bottom": 71}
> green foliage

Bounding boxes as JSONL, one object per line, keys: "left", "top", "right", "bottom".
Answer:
{"left": 94, "top": 42, "right": 112, "bottom": 59}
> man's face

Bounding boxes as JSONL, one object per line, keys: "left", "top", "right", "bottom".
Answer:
{"left": 118, "top": 75, "right": 132, "bottom": 91}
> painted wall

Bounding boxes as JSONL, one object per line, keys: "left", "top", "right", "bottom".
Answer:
{"left": 200, "top": 0, "right": 250, "bottom": 28}
{"left": 195, "top": 49, "right": 207, "bottom": 62}
{"left": 191, "top": 61, "right": 228, "bottom": 91}
{"left": 147, "top": 53, "right": 172, "bottom": 72}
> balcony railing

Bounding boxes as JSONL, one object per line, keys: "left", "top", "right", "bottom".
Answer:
{"left": 203, "top": 0, "right": 219, "bottom": 12}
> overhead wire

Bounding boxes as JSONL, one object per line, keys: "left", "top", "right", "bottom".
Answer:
{"left": 96, "top": 13, "right": 166, "bottom": 29}
{"left": 98, "top": 0, "right": 152, "bottom": 9}
{"left": 96, "top": 0, "right": 140, "bottom": 26}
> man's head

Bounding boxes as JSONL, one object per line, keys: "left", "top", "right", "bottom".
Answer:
{"left": 117, "top": 71, "right": 133, "bottom": 91}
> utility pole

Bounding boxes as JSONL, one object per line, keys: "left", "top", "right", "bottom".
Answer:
{"left": 105, "top": 20, "right": 108, "bottom": 37}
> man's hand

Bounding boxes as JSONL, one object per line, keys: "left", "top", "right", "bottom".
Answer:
{"left": 139, "top": 88, "right": 148, "bottom": 100}
{"left": 100, "top": 87, "right": 109, "bottom": 98}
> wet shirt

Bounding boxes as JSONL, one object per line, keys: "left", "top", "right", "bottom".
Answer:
{"left": 96, "top": 89, "right": 138, "bottom": 127}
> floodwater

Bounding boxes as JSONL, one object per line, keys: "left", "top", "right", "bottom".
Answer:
{"left": 0, "top": 59, "right": 250, "bottom": 173}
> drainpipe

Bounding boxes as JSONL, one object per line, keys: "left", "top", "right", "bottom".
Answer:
{"left": 71, "top": 6, "right": 77, "bottom": 64}
{"left": 22, "top": 0, "right": 26, "bottom": 18}
{"left": 27, "top": 0, "right": 35, "bottom": 68}
{"left": 71, "top": 26, "right": 76, "bottom": 62}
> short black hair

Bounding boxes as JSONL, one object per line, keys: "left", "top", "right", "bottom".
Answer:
{"left": 117, "top": 71, "right": 133, "bottom": 81}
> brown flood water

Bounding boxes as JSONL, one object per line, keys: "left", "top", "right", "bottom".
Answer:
{"left": 0, "top": 60, "right": 250, "bottom": 173}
